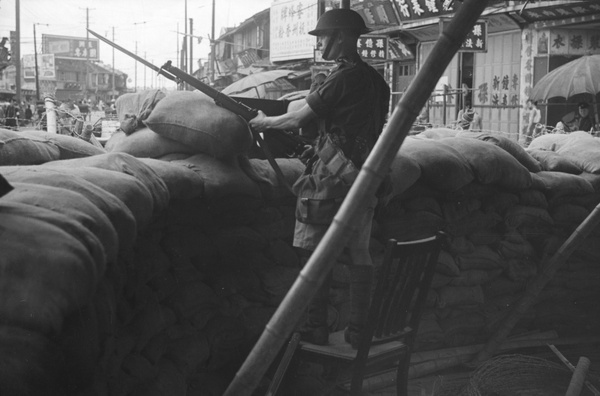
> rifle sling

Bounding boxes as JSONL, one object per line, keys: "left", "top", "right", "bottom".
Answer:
{"left": 245, "top": 121, "right": 293, "bottom": 192}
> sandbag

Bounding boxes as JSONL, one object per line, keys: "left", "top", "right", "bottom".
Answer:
{"left": 436, "top": 251, "right": 460, "bottom": 277}
{"left": 506, "top": 258, "right": 537, "bottom": 282}
{"left": 496, "top": 237, "right": 537, "bottom": 259}
{"left": 457, "top": 131, "right": 542, "bottom": 172}
{"left": 467, "top": 228, "right": 501, "bottom": 246}
{"left": 447, "top": 236, "right": 475, "bottom": 255}
{"left": 505, "top": 205, "right": 553, "bottom": 229}
{"left": 418, "top": 127, "right": 458, "bottom": 140}
{"left": 19, "top": 130, "right": 106, "bottom": 159}
{"left": 518, "top": 189, "right": 548, "bottom": 209}
{"left": 43, "top": 152, "right": 170, "bottom": 214}
{"left": 530, "top": 171, "right": 595, "bottom": 198}
{"left": 0, "top": 167, "right": 137, "bottom": 251}
{"left": 527, "top": 133, "right": 570, "bottom": 151}
{"left": 0, "top": 209, "right": 96, "bottom": 333}
{"left": 3, "top": 182, "right": 118, "bottom": 262}
{"left": 457, "top": 245, "right": 504, "bottom": 271}
{"left": 144, "top": 91, "right": 253, "bottom": 158}
{"left": 0, "top": 325, "right": 66, "bottom": 395}
{"left": 138, "top": 157, "right": 205, "bottom": 200}
{"left": 551, "top": 203, "right": 591, "bottom": 228}
{"left": 579, "top": 172, "right": 600, "bottom": 192}
{"left": 442, "top": 198, "right": 481, "bottom": 222}
{"left": 482, "top": 192, "right": 519, "bottom": 215}
{"left": 385, "top": 153, "right": 422, "bottom": 202}
{"left": 239, "top": 157, "right": 305, "bottom": 201}
{"left": 0, "top": 201, "right": 106, "bottom": 280}
{"left": 527, "top": 149, "right": 581, "bottom": 174}
{"left": 105, "top": 128, "right": 198, "bottom": 158}
{"left": 0, "top": 128, "right": 60, "bottom": 165}
{"left": 446, "top": 210, "right": 502, "bottom": 237}
{"left": 556, "top": 134, "right": 600, "bottom": 174}
{"left": 43, "top": 166, "right": 154, "bottom": 227}
{"left": 399, "top": 137, "right": 474, "bottom": 192}
{"left": 441, "top": 137, "right": 532, "bottom": 189}
{"left": 115, "top": 89, "right": 166, "bottom": 134}
{"left": 171, "top": 154, "right": 261, "bottom": 200}
{"left": 437, "top": 285, "right": 484, "bottom": 308}
{"left": 449, "top": 269, "right": 503, "bottom": 287}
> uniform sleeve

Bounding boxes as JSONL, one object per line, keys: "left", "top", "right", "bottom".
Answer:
{"left": 305, "top": 71, "right": 344, "bottom": 117}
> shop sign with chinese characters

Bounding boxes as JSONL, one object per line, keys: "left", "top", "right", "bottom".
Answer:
{"left": 439, "top": 18, "right": 487, "bottom": 52}
{"left": 357, "top": 36, "right": 388, "bottom": 61}
{"left": 459, "top": 20, "right": 487, "bottom": 52}
{"left": 42, "top": 34, "right": 99, "bottom": 60}
{"left": 270, "top": 0, "right": 319, "bottom": 62}
{"left": 351, "top": 0, "right": 399, "bottom": 30}
{"left": 544, "top": 29, "right": 600, "bottom": 56}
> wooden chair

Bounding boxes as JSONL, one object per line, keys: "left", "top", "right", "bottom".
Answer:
{"left": 267, "top": 232, "right": 444, "bottom": 396}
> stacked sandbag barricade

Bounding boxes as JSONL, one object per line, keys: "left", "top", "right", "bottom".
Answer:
{"left": 2, "top": 88, "right": 600, "bottom": 396}
{"left": 376, "top": 128, "right": 600, "bottom": 351}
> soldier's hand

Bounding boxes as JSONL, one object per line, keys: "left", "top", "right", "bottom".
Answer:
{"left": 249, "top": 110, "right": 268, "bottom": 131}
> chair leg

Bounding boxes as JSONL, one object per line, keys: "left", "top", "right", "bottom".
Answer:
{"left": 266, "top": 332, "right": 301, "bottom": 396}
{"left": 396, "top": 349, "right": 411, "bottom": 396}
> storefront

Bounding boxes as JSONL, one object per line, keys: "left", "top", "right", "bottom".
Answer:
{"left": 517, "top": 1, "right": 600, "bottom": 134}
{"left": 370, "top": 0, "right": 600, "bottom": 140}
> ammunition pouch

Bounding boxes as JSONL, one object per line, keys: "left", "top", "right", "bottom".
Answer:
{"left": 295, "top": 196, "right": 344, "bottom": 225}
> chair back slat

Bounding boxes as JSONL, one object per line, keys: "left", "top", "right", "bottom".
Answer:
{"left": 367, "top": 233, "right": 444, "bottom": 342}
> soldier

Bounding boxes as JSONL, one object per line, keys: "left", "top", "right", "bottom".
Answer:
{"left": 250, "top": 8, "right": 390, "bottom": 348}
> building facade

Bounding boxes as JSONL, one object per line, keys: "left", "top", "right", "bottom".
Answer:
{"left": 372, "top": 0, "right": 600, "bottom": 139}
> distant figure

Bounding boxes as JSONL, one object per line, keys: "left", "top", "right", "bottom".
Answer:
{"left": 523, "top": 99, "right": 541, "bottom": 144}
{"left": 79, "top": 100, "right": 90, "bottom": 121}
{"left": 24, "top": 104, "right": 33, "bottom": 125}
{"left": 4, "top": 99, "right": 19, "bottom": 128}
{"left": 556, "top": 102, "right": 594, "bottom": 133}
{"left": 455, "top": 99, "right": 482, "bottom": 131}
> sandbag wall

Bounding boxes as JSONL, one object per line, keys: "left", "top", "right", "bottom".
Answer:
{"left": 377, "top": 129, "right": 600, "bottom": 351}
{"left": 2, "top": 88, "right": 600, "bottom": 396}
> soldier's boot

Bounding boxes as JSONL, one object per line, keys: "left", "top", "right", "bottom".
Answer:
{"left": 299, "top": 271, "right": 332, "bottom": 345}
{"left": 344, "top": 265, "right": 373, "bottom": 349}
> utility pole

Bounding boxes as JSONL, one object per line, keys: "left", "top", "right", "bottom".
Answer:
{"left": 341, "top": 0, "right": 350, "bottom": 8}
{"left": 85, "top": 7, "right": 89, "bottom": 99}
{"left": 184, "top": 0, "right": 188, "bottom": 74}
{"left": 134, "top": 41, "right": 138, "bottom": 93}
{"left": 189, "top": 18, "right": 193, "bottom": 77}
{"left": 15, "top": 0, "right": 21, "bottom": 105}
{"left": 112, "top": 27, "right": 115, "bottom": 100}
{"left": 211, "top": 0, "right": 215, "bottom": 83}
{"left": 33, "top": 24, "right": 46, "bottom": 101}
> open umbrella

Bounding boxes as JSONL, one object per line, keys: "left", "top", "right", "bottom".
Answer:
{"left": 221, "top": 69, "right": 298, "bottom": 98}
{"left": 530, "top": 54, "right": 600, "bottom": 125}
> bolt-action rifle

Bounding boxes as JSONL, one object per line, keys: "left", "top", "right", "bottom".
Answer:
{"left": 87, "top": 28, "right": 310, "bottom": 189}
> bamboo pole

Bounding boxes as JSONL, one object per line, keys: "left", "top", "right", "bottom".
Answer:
{"left": 549, "top": 344, "right": 600, "bottom": 396}
{"left": 223, "top": 2, "right": 490, "bottom": 395}
{"left": 473, "top": 203, "right": 600, "bottom": 364}
{"left": 566, "top": 357, "right": 591, "bottom": 396}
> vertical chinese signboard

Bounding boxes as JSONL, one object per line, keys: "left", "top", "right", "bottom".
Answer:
{"left": 440, "top": 18, "right": 487, "bottom": 53}
{"left": 357, "top": 36, "right": 388, "bottom": 61}
{"left": 270, "top": 0, "right": 319, "bottom": 62}
{"left": 459, "top": 20, "right": 487, "bottom": 52}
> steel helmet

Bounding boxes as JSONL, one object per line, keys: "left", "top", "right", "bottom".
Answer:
{"left": 308, "top": 9, "right": 371, "bottom": 36}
